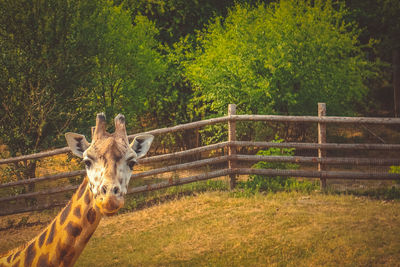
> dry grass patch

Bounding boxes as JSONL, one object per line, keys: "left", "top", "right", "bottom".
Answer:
{"left": 75, "top": 192, "right": 400, "bottom": 266}
{"left": 0, "top": 192, "right": 399, "bottom": 266}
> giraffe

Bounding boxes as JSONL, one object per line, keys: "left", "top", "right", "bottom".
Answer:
{"left": 0, "top": 113, "right": 153, "bottom": 267}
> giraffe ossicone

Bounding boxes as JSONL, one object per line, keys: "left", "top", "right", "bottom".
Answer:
{"left": 0, "top": 113, "right": 153, "bottom": 267}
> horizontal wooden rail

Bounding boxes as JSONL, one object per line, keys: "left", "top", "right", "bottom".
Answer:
{"left": 0, "top": 143, "right": 228, "bottom": 188}
{"left": 0, "top": 169, "right": 231, "bottom": 216}
{"left": 128, "top": 116, "right": 229, "bottom": 140}
{"left": 131, "top": 156, "right": 228, "bottom": 180}
{"left": 229, "top": 114, "right": 400, "bottom": 124}
{"left": 231, "top": 141, "right": 400, "bottom": 150}
{"left": 2, "top": 113, "right": 400, "bottom": 165}
{"left": 0, "top": 184, "right": 79, "bottom": 202}
{"left": 0, "top": 147, "right": 71, "bottom": 165}
{"left": 0, "top": 118, "right": 230, "bottom": 166}
{"left": 234, "top": 168, "right": 400, "bottom": 180}
{"left": 0, "top": 201, "right": 67, "bottom": 217}
{"left": 138, "top": 142, "right": 228, "bottom": 164}
{"left": 2, "top": 140, "right": 400, "bottom": 189}
{"left": 127, "top": 169, "right": 230, "bottom": 194}
{"left": 233, "top": 155, "right": 400, "bottom": 166}
{"left": 0, "top": 170, "right": 86, "bottom": 189}
{"left": 0, "top": 156, "right": 228, "bottom": 201}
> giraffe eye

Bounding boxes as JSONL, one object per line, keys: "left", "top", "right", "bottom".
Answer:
{"left": 84, "top": 159, "right": 92, "bottom": 169}
{"left": 127, "top": 160, "right": 136, "bottom": 170}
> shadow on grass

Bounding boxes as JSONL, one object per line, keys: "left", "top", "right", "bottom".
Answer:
{"left": 331, "top": 185, "right": 400, "bottom": 200}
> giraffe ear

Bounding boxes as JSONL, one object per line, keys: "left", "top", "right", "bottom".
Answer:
{"left": 65, "top": 132, "right": 90, "bottom": 158}
{"left": 130, "top": 134, "right": 154, "bottom": 159}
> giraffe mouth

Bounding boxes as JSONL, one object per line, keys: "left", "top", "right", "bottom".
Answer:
{"left": 102, "top": 210, "right": 119, "bottom": 216}
{"left": 95, "top": 195, "right": 124, "bottom": 216}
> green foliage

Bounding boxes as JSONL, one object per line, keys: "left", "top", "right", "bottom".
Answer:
{"left": 185, "top": 0, "right": 376, "bottom": 117}
{"left": 75, "top": 2, "right": 166, "bottom": 128}
{"left": 389, "top": 166, "right": 400, "bottom": 184}
{"left": 0, "top": 0, "right": 95, "bottom": 156}
{"left": 389, "top": 166, "right": 400, "bottom": 174}
{"left": 238, "top": 136, "right": 318, "bottom": 194}
{"left": 120, "top": 0, "right": 236, "bottom": 45}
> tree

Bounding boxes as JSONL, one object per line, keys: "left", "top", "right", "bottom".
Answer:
{"left": 80, "top": 2, "right": 166, "bottom": 128}
{"left": 345, "top": 0, "right": 400, "bottom": 116}
{"left": 0, "top": 0, "right": 101, "bottom": 184}
{"left": 185, "top": 0, "right": 376, "bottom": 117}
{"left": 120, "top": 0, "right": 237, "bottom": 45}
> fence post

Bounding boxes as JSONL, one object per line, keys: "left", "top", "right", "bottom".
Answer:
{"left": 318, "top": 103, "right": 327, "bottom": 191}
{"left": 228, "top": 104, "right": 237, "bottom": 190}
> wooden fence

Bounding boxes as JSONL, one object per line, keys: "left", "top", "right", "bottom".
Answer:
{"left": 1, "top": 103, "right": 400, "bottom": 216}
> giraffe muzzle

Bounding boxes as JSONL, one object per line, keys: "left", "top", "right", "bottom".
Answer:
{"left": 95, "top": 183, "right": 125, "bottom": 216}
{"left": 96, "top": 195, "right": 125, "bottom": 216}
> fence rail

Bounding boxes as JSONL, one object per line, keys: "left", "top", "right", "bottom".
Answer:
{"left": 1, "top": 103, "right": 400, "bottom": 216}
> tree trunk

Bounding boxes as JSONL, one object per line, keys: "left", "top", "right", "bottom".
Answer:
{"left": 393, "top": 49, "right": 400, "bottom": 117}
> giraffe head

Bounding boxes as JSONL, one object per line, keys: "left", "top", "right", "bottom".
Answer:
{"left": 65, "top": 113, "right": 153, "bottom": 216}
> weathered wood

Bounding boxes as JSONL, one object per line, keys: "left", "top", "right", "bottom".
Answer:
{"left": 127, "top": 169, "right": 230, "bottom": 195}
{"left": 234, "top": 168, "right": 400, "bottom": 180}
{"left": 232, "top": 155, "right": 400, "bottom": 166}
{"left": 230, "top": 141, "right": 400, "bottom": 150}
{"left": 0, "top": 201, "right": 67, "bottom": 217}
{"left": 228, "top": 104, "right": 237, "bottom": 190}
{"left": 0, "top": 170, "right": 85, "bottom": 189}
{"left": 394, "top": 49, "right": 400, "bottom": 117}
{"left": 0, "top": 118, "right": 230, "bottom": 166}
{"left": 318, "top": 103, "right": 327, "bottom": 190}
{"left": 0, "top": 147, "right": 71, "bottom": 165}
{"left": 138, "top": 142, "right": 229, "bottom": 164}
{"left": 0, "top": 184, "right": 78, "bottom": 202}
{"left": 0, "top": 143, "right": 228, "bottom": 188}
{"left": 2, "top": 112, "right": 400, "bottom": 165}
{"left": 228, "top": 114, "right": 400, "bottom": 124}
{"left": 127, "top": 116, "right": 229, "bottom": 140}
{"left": 131, "top": 156, "right": 229, "bottom": 180}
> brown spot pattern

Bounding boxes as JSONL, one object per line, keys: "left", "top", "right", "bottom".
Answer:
{"left": 84, "top": 190, "right": 91, "bottom": 205}
{"left": 60, "top": 201, "right": 72, "bottom": 225}
{"left": 46, "top": 222, "right": 56, "bottom": 245}
{"left": 38, "top": 230, "right": 47, "bottom": 248}
{"left": 65, "top": 221, "right": 82, "bottom": 238}
{"left": 6, "top": 254, "right": 12, "bottom": 263}
{"left": 57, "top": 241, "right": 75, "bottom": 267}
{"left": 76, "top": 179, "right": 88, "bottom": 200}
{"left": 37, "top": 254, "right": 53, "bottom": 267}
{"left": 11, "top": 260, "right": 20, "bottom": 267}
{"left": 86, "top": 207, "right": 96, "bottom": 224}
{"left": 73, "top": 205, "right": 81, "bottom": 218}
{"left": 24, "top": 242, "right": 36, "bottom": 267}
{"left": 12, "top": 250, "right": 20, "bottom": 261}
{"left": 83, "top": 231, "right": 94, "bottom": 245}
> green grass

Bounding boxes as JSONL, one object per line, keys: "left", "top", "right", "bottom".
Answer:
{"left": 75, "top": 191, "right": 400, "bottom": 266}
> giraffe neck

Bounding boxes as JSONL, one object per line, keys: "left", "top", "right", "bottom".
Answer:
{"left": 0, "top": 178, "right": 102, "bottom": 267}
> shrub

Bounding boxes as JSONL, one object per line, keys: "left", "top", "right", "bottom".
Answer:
{"left": 238, "top": 136, "right": 318, "bottom": 194}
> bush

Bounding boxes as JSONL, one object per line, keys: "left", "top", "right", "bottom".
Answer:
{"left": 238, "top": 136, "right": 318, "bottom": 194}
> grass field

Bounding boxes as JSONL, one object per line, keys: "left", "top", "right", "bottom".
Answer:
{"left": 1, "top": 190, "right": 399, "bottom": 266}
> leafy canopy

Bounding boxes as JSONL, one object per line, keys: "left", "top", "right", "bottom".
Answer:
{"left": 185, "top": 0, "right": 375, "bottom": 116}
